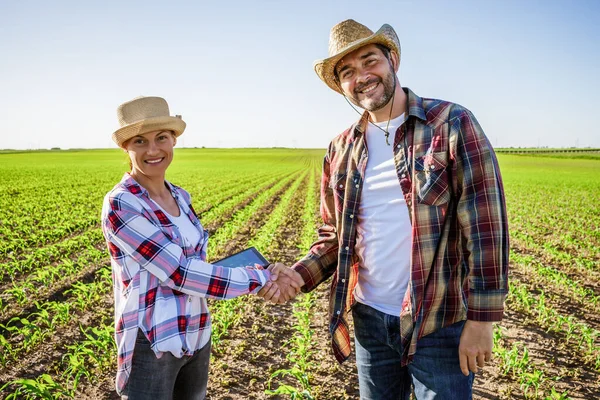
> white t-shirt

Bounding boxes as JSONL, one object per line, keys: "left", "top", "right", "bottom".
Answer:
{"left": 353, "top": 113, "right": 412, "bottom": 316}
{"left": 164, "top": 204, "right": 201, "bottom": 249}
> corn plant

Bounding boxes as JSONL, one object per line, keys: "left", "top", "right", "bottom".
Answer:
{"left": 266, "top": 169, "right": 318, "bottom": 399}
{"left": 62, "top": 324, "right": 115, "bottom": 390}
{"left": 210, "top": 172, "right": 303, "bottom": 348}
{"left": 1, "top": 374, "right": 73, "bottom": 400}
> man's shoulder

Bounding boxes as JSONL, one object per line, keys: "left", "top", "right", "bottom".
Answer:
{"left": 419, "top": 96, "right": 472, "bottom": 125}
{"left": 332, "top": 124, "right": 355, "bottom": 142}
{"left": 325, "top": 124, "right": 356, "bottom": 154}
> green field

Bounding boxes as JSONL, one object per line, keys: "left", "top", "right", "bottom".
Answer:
{"left": 0, "top": 149, "right": 598, "bottom": 399}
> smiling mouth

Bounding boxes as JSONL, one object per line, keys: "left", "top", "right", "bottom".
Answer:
{"left": 144, "top": 157, "right": 164, "bottom": 165}
{"left": 357, "top": 81, "right": 380, "bottom": 95}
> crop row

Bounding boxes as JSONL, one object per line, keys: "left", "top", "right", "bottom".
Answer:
{"left": 210, "top": 171, "right": 307, "bottom": 347}
{"left": 0, "top": 160, "right": 314, "bottom": 398}
{"left": 0, "top": 169, "right": 289, "bottom": 259}
{"left": 266, "top": 165, "right": 319, "bottom": 399}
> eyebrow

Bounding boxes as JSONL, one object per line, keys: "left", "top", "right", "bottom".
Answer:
{"left": 132, "top": 131, "right": 169, "bottom": 141}
{"left": 336, "top": 51, "right": 379, "bottom": 75}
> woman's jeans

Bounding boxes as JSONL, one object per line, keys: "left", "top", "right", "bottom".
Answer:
{"left": 352, "top": 302, "right": 474, "bottom": 399}
{"left": 121, "top": 330, "right": 211, "bottom": 400}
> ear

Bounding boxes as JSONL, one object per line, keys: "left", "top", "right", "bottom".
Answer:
{"left": 390, "top": 50, "right": 400, "bottom": 72}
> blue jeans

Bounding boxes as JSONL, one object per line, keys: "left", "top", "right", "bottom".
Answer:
{"left": 352, "top": 302, "right": 474, "bottom": 399}
{"left": 121, "top": 330, "right": 211, "bottom": 400}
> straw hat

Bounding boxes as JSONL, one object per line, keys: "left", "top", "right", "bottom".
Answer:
{"left": 314, "top": 19, "right": 401, "bottom": 94}
{"left": 112, "top": 96, "right": 186, "bottom": 148}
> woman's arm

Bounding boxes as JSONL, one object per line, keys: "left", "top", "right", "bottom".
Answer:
{"left": 102, "top": 191, "right": 270, "bottom": 299}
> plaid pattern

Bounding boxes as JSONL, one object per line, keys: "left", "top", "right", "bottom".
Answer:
{"left": 101, "top": 174, "right": 270, "bottom": 394}
{"left": 293, "top": 88, "right": 509, "bottom": 365}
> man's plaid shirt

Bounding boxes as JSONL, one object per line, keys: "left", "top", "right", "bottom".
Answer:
{"left": 101, "top": 174, "right": 270, "bottom": 393}
{"left": 292, "top": 88, "right": 509, "bottom": 365}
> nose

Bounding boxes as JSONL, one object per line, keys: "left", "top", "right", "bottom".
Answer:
{"left": 147, "top": 139, "right": 159, "bottom": 155}
{"left": 356, "top": 70, "right": 371, "bottom": 86}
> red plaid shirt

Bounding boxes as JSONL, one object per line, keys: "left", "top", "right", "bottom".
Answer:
{"left": 292, "top": 88, "right": 509, "bottom": 365}
{"left": 101, "top": 174, "right": 270, "bottom": 393}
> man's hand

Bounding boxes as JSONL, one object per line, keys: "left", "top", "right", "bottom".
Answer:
{"left": 459, "top": 320, "right": 494, "bottom": 376}
{"left": 257, "top": 263, "right": 304, "bottom": 304}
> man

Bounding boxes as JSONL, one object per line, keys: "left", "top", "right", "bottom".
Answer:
{"left": 264, "top": 19, "right": 509, "bottom": 399}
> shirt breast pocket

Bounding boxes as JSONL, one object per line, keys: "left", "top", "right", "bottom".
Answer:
{"left": 330, "top": 172, "right": 347, "bottom": 206}
{"left": 414, "top": 151, "right": 451, "bottom": 206}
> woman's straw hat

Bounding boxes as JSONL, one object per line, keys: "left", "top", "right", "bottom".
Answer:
{"left": 112, "top": 96, "right": 186, "bottom": 148}
{"left": 314, "top": 19, "right": 401, "bottom": 94}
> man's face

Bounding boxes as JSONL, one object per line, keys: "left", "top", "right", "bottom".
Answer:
{"left": 335, "top": 44, "right": 397, "bottom": 112}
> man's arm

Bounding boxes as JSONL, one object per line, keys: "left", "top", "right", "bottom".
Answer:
{"left": 258, "top": 148, "right": 341, "bottom": 304}
{"left": 452, "top": 108, "right": 509, "bottom": 375}
{"left": 292, "top": 147, "right": 340, "bottom": 292}
{"left": 257, "top": 263, "right": 304, "bottom": 303}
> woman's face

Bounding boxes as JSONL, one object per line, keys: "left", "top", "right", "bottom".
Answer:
{"left": 124, "top": 130, "right": 176, "bottom": 179}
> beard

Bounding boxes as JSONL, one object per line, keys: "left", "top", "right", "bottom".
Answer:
{"left": 347, "top": 68, "right": 396, "bottom": 112}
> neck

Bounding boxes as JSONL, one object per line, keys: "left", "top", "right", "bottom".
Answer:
{"left": 130, "top": 170, "right": 169, "bottom": 198}
{"left": 368, "top": 84, "right": 407, "bottom": 123}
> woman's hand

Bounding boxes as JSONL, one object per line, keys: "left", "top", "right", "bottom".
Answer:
{"left": 257, "top": 263, "right": 304, "bottom": 304}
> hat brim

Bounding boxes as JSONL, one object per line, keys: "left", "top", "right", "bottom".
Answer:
{"left": 314, "top": 24, "right": 400, "bottom": 94}
{"left": 112, "top": 116, "right": 186, "bottom": 148}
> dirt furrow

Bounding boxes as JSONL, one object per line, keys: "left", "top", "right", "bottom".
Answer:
{"left": 73, "top": 175, "right": 300, "bottom": 398}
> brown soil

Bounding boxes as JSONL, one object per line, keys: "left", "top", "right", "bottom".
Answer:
{"left": 1, "top": 175, "right": 598, "bottom": 400}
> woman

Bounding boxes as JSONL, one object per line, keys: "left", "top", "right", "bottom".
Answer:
{"left": 101, "top": 96, "right": 300, "bottom": 399}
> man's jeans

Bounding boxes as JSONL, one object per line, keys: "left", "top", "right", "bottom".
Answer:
{"left": 352, "top": 302, "right": 474, "bottom": 399}
{"left": 121, "top": 330, "right": 211, "bottom": 400}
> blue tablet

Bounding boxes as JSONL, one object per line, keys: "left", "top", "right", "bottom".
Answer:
{"left": 213, "top": 247, "right": 269, "bottom": 269}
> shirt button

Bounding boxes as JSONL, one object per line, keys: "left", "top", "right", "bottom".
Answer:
{"left": 355, "top": 184, "right": 359, "bottom": 188}
{"left": 430, "top": 165, "right": 435, "bottom": 170}
{"left": 336, "top": 310, "right": 341, "bottom": 315}
{"left": 345, "top": 246, "right": 349, "bottom": 251}
{"left": 341, "top": 279, "right": 346, "bottom": 283}
{"left": 397, "top": 144, "right": 401, "bottom": 148}
{"left": 188, "top": 298, "right": 192, "bottom": 303}
{"left": 339, "top": 184, "right": 343, "bottom": 188}
{"left": 349, "top": 214, "right": 354, "bottom": 219}
{"left": 401, "top": 174, "right": 406, "bottom": 178}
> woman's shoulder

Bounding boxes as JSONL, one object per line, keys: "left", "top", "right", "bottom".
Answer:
{"left": 102, "top": 182, "right": 145, "bottom": 212}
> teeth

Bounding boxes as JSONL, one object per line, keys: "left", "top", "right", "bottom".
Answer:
{"left": 146, "top": 158, "right": 163, "bottom": 164}
{"left": 362, "top": 84, "right": 378, "bottom": 93}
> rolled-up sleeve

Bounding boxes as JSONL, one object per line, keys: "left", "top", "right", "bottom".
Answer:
{"left": 103, "top": 192, "right": 270, "bottom": 298}
{"left": 293, "top": 149, "right": 339, "bottom": 292}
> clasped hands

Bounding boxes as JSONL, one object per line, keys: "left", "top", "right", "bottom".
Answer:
{"left": 257, "top": 263, "right": 304, "bottom": 304}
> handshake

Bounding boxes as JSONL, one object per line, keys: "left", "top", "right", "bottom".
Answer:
{"left": 257, "top": 263, "right": 305, "bottom": 304}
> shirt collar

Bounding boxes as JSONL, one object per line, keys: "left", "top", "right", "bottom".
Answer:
{"left": 119, "top": 173, "right": 178, "bottom": 199}
{"left": 352, "top": 87, "right": 426, "bottom": 139}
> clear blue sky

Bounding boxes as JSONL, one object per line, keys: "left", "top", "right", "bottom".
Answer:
{"left": 1, "top": 0, "right": 598, "bottom": 149}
